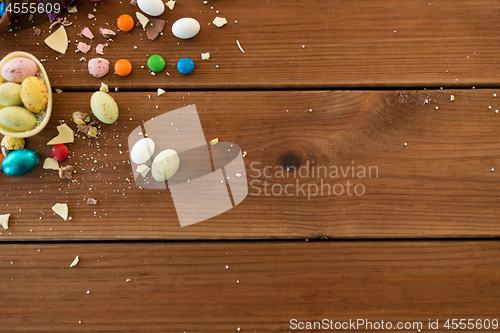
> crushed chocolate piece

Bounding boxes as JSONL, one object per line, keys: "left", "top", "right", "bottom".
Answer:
{"left": 78, "top": 124, "right": 100, "bottom": 138}
{"left": 59, "top": 165, "right": 74, "bottom": 179}
{"left": 34, "top": 28, "right": 41, "bottom": 36}
{"left": 55, "top": 89, "right": 62, "bottom": 94}
{"left": 130, "top": 0, "right": 137, "bottom": 6}
{"left": 87, "top": 198, "right": 97, "bottom": 205}
{"left": 73, "top": 112, "right": 91, "bottom": 125}
{"left": 146, "top": 18, "right": 166, "bottom": 40}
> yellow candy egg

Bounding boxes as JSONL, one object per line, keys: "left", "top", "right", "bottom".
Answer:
{"left": 1, "top": 135, "right": 25, "bottom": 150}
{"left": 20, "top": 76, "right": 48, "bottom": 113}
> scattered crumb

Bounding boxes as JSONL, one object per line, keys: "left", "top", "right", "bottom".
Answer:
{"left": 157, "top": 88, "right": 165, "bottom": 96}
{"left": 236, "top": 40, "right": 245, "bottom": 53}
{"left": 87, "top": 198, "right": 97, "bottom": 205}
{"left": 130, "top": 0, "right": 137, "bottom": 6}
{"left": 210, "top": 138, "right": 219, "bottom": 146}
{"left": 136, "top": 164, "right": 150, "bottom": 177}
{"left": 34, "top": 28, "right": 41, "bottom": 36}
{"left": 213, "top": 17, "right": 228, "bottom": 27}
{"left": 67, "top": 6, "right": 77, "bottom": 13}
{"left": 201, "top": 52, "right": 210, "bottom": 60}
{"left": 61, "top": 19, "right": 73, "bottom": 27}
{"left": 242, "top": 151, "right": 247, "bottom": 158}
{"left": 88, "top": 13, "right": 95, "bottom": 19}
{"left": 450, "top": 95, "right": 455, "bottom": 101}
{"left": 55, "top": 88, "right": 62, "bottom": 94}
{"left": 70, "top": 255, "right": 79, "bottom": 267}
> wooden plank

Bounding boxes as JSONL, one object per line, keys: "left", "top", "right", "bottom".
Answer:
{"left": 0, "top": 90, "right": 499, "bottom": 240}
{"left": 2, "top": 0, "right": 500, "bottom": 90}
{"left": 0, "top": 241, "right": 499, "bottom": 332}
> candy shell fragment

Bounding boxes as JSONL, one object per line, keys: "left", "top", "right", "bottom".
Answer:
{"left": 136, "top": 12, "right": 149, "bottom": 29}
{"left": 146, "top": 18, "right": 165, "bottom": 40}
{"left": 77, "top": 42, "right": 91, "bottom": 54}
{"left": 201, "top": 52, "right": 210, "bottom": 60}
{"left": 43, "top": 157, "right": 59, "bottom": 170}
{"left": 52, "top": 203, "right": 68, "bottom": 221}
{"left": 44, "top": 26, "right": 68, "bottom": 54}
{"left": 0, "top": 214, "right": 10, "bottom": 230}
{"left": 100, "top": 82, "right": 109, "bottom": 93}
{"left": 80, "top": 27, "right": 94, "bottom": 39}
{"left": 136, "top": 164, "right": 150, "bottom": 177}
{"left": 166, "top": 0, "right": 175, "bottom": 10}
{"left": 70, "top": 255, "right": 79, "bottom": 267}
{"left": 47, "top": 123, "right": 74, "bottom": 145}
{"left": 157, "top": 88, "right": 165, "bottom": 96}
{"left": 100, "top": 28, "right": 116, "bottom": 38}
{"left": 213, "top": 17, "right": 227, "bottom": 28}
{"left": 96, "top": 43, "right": 107, "bottom": 55}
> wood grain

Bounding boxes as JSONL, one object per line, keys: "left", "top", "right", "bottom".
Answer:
{"left": 1, "top": 90, "right": 499, "bottom": 240}
{"left": 0, "top": 241, "right": 498, "bottom": 332}
{"left": 2, "top": 0, "right": 500, "bottom": 90}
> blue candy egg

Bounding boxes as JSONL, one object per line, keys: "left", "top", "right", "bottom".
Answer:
{"left": 177, "top": 57, "right": 194, "bottom": 74}
{"left": 2, "top": 148, "right": 39, "bottom": 177}
{"left": 0, "top": 2, "right": 5, "bottom": 18}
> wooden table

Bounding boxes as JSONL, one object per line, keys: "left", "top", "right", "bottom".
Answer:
{"left": 1, "top": 0, "right": 499, "bottom": 331}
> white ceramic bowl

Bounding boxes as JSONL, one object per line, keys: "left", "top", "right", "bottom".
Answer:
{"left": 0, "top": 51, "right": 52, "bottom": 138}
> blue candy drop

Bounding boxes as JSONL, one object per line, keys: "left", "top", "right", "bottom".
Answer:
{"left": 177, "top": 57, "right": 194, "bottom": 75}
{"left": 2, "top": 148, "right": 39, "bottom": 177}
{"left": 0, "top": 2, "right": 6, "bottom": 18}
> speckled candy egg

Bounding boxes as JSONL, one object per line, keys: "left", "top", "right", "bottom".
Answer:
{"left": 1, "top": 136, "right": 25, "bottom": 150}
{"left": 1, "top": 148, "right": 39, "bottom": 176}
{"left": 0, "top": 82, "right": 22, "bottom": 106}
{"left": 151, "top": 149, "right": 180, "bottom": 181}
{"left": 88, "top": 58, "right": 110, "bottom": 78}
{"left": 90, "top": 91, "right": 119, "bottom": 124}
{"left": 20, "top": 77, "right": 48, "bottom": 113}
{"left": 0, "top": 57, "right": 38, "bottom": 83}
{"left": 0, "top": 106, "right": 37, "bottom": 132}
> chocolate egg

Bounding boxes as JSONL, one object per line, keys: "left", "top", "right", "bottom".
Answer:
{"left": 151, "top": 149, "right": 179, "bottom": 181}
{"left": 172, "top": 18, "right": 200, "bottom": 39}
{"left": 90, "top": 91, "right": 119, "bottom": 124}
{"left": 0, "top": 106, "right": 37, "bottom": 132}
{"left": 0, "top": 82, "right": 22, "bottom": 106}
{"left": 137, "top": 0, "right": 164, "bottom": 16}
{"left": 0, "top": 57, "right": 38, "bottom": 83}
{"left": 1, "top": 148, "right": 39, "bottom": 176}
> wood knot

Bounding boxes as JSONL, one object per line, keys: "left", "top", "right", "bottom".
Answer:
{"left": 277, "top": 149, "right": 308, "bottom": 171}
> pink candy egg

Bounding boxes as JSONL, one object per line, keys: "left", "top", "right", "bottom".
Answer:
{"left": 1, "top": 57, "right": 38, "bottom": 83}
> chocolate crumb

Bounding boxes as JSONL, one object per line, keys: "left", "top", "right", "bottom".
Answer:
{"left": 87, "top": 198, "right": 97, "bottom": 205}
{"left": 59, "top": 165, "right": 74, "bottom": 180}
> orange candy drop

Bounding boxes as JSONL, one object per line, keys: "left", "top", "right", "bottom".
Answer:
{"left": 117, "top": 14, "right": 134, "bottom": 32}
{"left": 114, "top": 59, "right": 132, "bottom": 76}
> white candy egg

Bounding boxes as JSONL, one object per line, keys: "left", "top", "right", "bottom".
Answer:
{"left": 130, "top": 138, "right": 155, "bottom": 164}
{"left": 137, "top": 0, "right": 164, "bottom": 16}
{"left": 172, "top": 18, "right": 200, "bottom": 39}
{"left": 151, "top": 149, "right": 179, "bottom": 181}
